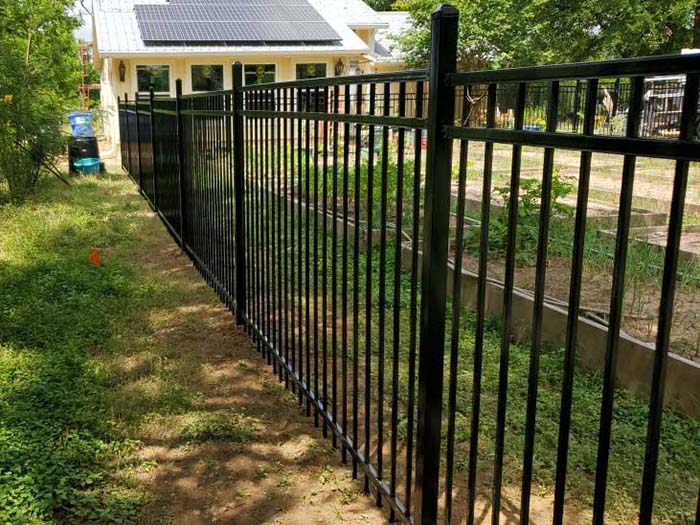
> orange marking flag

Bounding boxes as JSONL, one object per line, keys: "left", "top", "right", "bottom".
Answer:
{"left": 89, "top": 249, "right": 101, "bottom": 267}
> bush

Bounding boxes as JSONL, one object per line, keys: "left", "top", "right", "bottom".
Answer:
{"left": 0, "top": 1, "right": 81, "bottom": 202}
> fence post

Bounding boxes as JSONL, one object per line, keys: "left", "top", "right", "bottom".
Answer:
{"left": 232, "top": 62, "right": 247, "bottom": 325}
{"left": 124, "top": 93, "right": 130, "bottom": 177}
{"left": 135, "top": 92, "right": 143, "bottom": 191}
{"left": 413, "top": 5, "right": 459, "bottom": 524}
{"left": 175, "top": 79, "right": 187, "bottom": 248}
{"left": 149, "top": 86, "right": 158, "bottom": 209}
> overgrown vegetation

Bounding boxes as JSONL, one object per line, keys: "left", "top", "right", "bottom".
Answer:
{"left": 466, "top": 169, "right": 575, "bottom": 265}
{"left": 0, "top": 174, "right": 256, "bottom": 524}
{"left": 0, "top": 0, "right": 81, "bottom": 202}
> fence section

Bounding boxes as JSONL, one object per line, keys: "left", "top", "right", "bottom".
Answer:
{"left": 443, "top": 52, "right": 700, "bottom": 525}
{"left": 117, "top": 8, "right": 700, "bottom": 524}
{"left": 239, "top": 67, "right": 429, "bottom": 522}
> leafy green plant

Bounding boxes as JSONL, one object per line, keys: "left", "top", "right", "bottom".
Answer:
{"left": 0, "top": 0, "right": 81, "bottom": 202}
{"left": 179, "top": 410, "right": 256, "bottom": 443}
{"left": 466, "top": 167, "right": 575, "bottom": 265}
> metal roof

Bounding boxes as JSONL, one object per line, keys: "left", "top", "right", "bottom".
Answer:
{"left": 94, "top": 0, "right": 370, "bottom": 56}
{"left": 134, "top": 1, "right": 342, "bottom": 44}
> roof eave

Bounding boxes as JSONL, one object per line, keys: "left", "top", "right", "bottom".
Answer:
{"left": 349, "top": 23, "right": 390, "bottom": 30}
{"left": 98, "top": 46, "right": 369, "bottom": 58}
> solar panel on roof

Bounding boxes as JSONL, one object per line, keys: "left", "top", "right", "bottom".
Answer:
{"left": 134, "top": 0, "right": 341, "bottom": 44}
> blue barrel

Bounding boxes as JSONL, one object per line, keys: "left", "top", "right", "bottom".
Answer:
{"left": 68, "top": 111, "right": 95, "bottom": 137}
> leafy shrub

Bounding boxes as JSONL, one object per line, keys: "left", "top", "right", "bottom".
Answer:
{"left": 466, "top": 167, "right": 575, "bottom": 266}
{"left": 0, "top": 1, "right": 81, "bottom": 202}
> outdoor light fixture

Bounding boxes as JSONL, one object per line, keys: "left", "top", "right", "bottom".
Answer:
{"left": 119, "top": 61, "right": 126, "bottom": 82}
{"left": 334, "top": 59, "right": 345, "bottom": 77}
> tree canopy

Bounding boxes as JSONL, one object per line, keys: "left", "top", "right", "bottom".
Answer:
{"left": 365, "top": 0, "right": 399, "bottom": 11}
{"left": 396, "top": 0, "right": 700, "bottom": 70}
{"left": 0, "top": 0, "right": 81, "bottom": 201}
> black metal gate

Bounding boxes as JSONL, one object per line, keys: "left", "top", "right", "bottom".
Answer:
{"left": 117, "top": 6, "right": 700, "bottom": 524}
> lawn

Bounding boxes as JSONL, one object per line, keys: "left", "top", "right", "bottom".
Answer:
{"left": 0, "top": 172, "right": 387, "bottom": 525}
{"left": 0, "top": 174, "right": 212, "bottom": 524}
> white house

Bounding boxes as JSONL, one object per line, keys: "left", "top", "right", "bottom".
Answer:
{"left": 91, "top": 0, "right": 413, "bottom": 153}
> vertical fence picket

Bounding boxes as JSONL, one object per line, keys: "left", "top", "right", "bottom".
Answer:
{"left": 149, "top": 87, "right": 158, "bottom": 209}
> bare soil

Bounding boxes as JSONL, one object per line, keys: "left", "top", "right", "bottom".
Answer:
{"left": 112, "top": 196, "right": 385, "bottom": 525}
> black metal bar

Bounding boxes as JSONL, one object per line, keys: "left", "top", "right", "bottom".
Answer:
{"left": 520, "top": 79, "right": 560, "bottom": 525}
{"left": 553, "top": 77, "right": 599, "bottom": 525}
{"left": 695, "top": 482, "right": 700, "bottom": 525}
{"left": 340, "top": 83, "right": 350, "bottom": 463}
{"left": 305, "top": 86, "right": 312, "bottom": 417}
{"left": 375, "top": 80, "right": 391, "bottom": 508}
{"left": 592, "top": 76, "right": 644, "bottom": 525}
{"left": 323, "top": 84, "right": 334, "bottom": 444}
{"left": 364, "top": 81, "right": 376, "bottom": 495}
{"left": 413, "top": 6, "right": 459, "bottom": 524}
{"left": 448, "top": 53, "right": 700, "bottom": 84}
{"left": 175, "top": 80, "right": 187, "bottom": 247}
{"left": 492, "top": 81, "right": 527, "bottom": 525}
{"left": 313, "top": 85, "right": 321, "bottom": 427}
{"left": 390, "top": 80, "right": 407, "bottom": 524}
{"left": 352, "top": 81, "right": 363, "bottom": 481}
{"left": 406, "top": 78, "right": 424, "bottom": 518}
{"left": 298, "top": 87, "right": 305, "bottom": 408}
{"left": 123, "top": 94, "right": 131, "bottom": 177}
{"left": 444, "top": 85, "right": 470, "bottom": 525}
{"left": 242, "top": 314, "right": 412, "bottom": 524}
{"left": 241, "top": 109, "right": 426, "bottom": 130}
{"left": 233, "top": 63, "right": 246, "bottom": 322}
{"left": 639, "top": 72, "right": 699, "bottom": 525}
{"left": 135, "top": 93, "right": 143, "bottom": 191}
{"left": 240, "top": 69, "right": 428, "bottom": 92}
{"left": 149, "top": 87, "right": 158, "bottom": 209}
{"left": 467, "top": 82, "right": 497, "bottom": 525}
{"left": 283, "top": 87, "right": 290, "bottom": 388}
{"left": 444, "top": 126, "right": 700, "bottom": 161}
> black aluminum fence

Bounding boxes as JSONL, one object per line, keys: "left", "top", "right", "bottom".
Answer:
{"left": 117, "top": 6, "right": 700, "bottom": 525}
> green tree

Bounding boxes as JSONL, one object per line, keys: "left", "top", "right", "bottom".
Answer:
{"left": 397, "top": 0, "right": 700, "bottom": 70}
{"left": 0, "top": 0, "right": 81, "bottom": 202}
{"left": 366, "top": 0, "right": 399, "bottom": 10}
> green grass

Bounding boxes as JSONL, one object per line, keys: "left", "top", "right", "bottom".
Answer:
{"left": 0, "top": 174, "right": 209, "bottom": 524}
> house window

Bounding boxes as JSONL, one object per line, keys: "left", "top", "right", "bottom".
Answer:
{"left": 296, "top": 63, "right": 327, "bottom": 80}
{"left": 136, "top": 65, "right": 170, "bottom": 94}
{"left": 244, "top": 64, "right": 276, "bottom": 85}
{"left": 245, "top": 65, "right": 276, "bottom": 110}
{"left": 191, "top": 65, "right": 224, "bottom": 92}
{"left": 296, "top": 64, "right": 328, "bottom": 111}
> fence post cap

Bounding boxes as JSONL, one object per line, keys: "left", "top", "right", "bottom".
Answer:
{"left": 432, "top": 4, "right": 459, "bottom": 18}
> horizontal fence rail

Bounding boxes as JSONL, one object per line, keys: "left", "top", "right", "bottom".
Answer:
{"left": 117, "top": 6, "right": 700, "bottom": 525}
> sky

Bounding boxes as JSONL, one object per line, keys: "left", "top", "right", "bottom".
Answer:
{"left": 73, "top": 3, "right": 93, "bottom": 42}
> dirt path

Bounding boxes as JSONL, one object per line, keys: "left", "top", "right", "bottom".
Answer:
{"left": 112, "top": 188, "right": 385, "bottom": 525}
